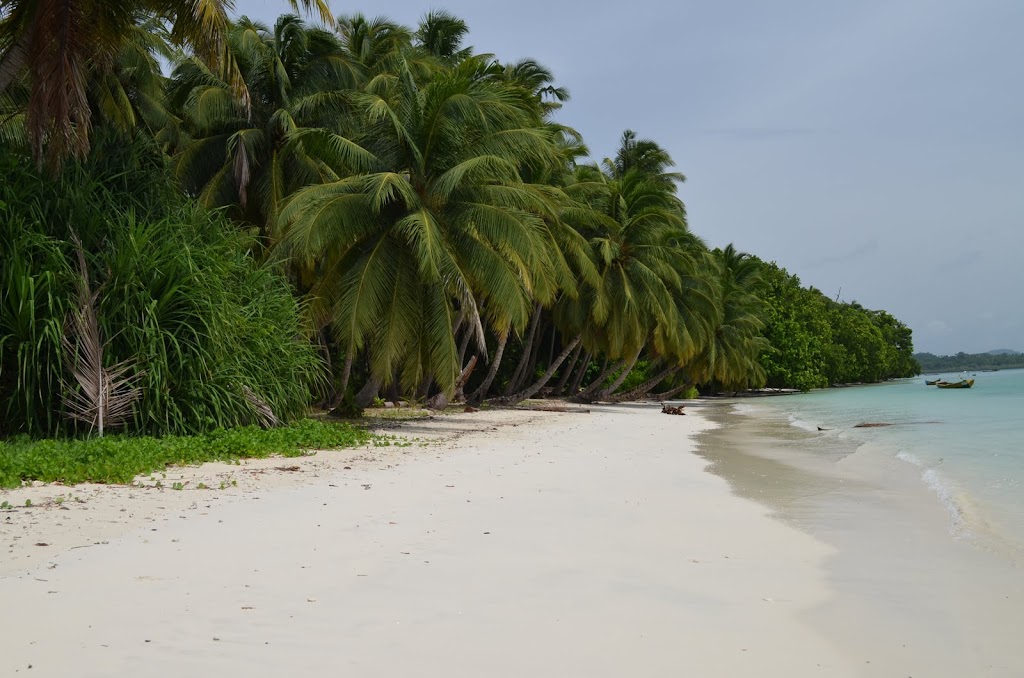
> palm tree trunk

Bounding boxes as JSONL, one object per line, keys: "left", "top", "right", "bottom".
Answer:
{"left": 574, "top": 356, "right": 625, "bottom": 402}
{"left": 568, "top": 350, "right": 592, "bottom": 395}
{"left": 607, "top": 366, "right": 679, "bottom": 402}
{"left": 651, "top": 380, "right": 694, "bottom": 401}
{"left": 503, "top": 307, "right": 544, "bottom": 393}
{"left": 504, "top": 304, "right": 542, "bottom": 395}
{"left": 453, "top": 354, "right": 478, "bottom": 402}
{"left": 500, "top": 335, "right": 581, "bottom": 404}
{"left": 338, "top": 351, "right": 354, "bottom": 395}
{"left": 355, "top": 373, "right": 384, "bottom": 409}
{"left": 554, "top": 343, "right": 582, "bottom": 395}
{"left": 596, "top": 348, "right": 642, "bottom": 400}
{"left": 469, "top": 329, "right": 508, "bottom": 405}
{"left": 546, "top": 323, "right": 557, "bottom": 366}
{"left": 329, "top": 350, "right": 355, "bottom": 409}
{"left": 456, "top": 322, "right": 473, "bottom": 368}
{"left": 515, "top": 315, "right": 545, "bottom": 392}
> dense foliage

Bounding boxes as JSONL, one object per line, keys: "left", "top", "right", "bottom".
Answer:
{"left": 757, "top": 261, "right": 919, "bottom": 390}
{"left": 0, "top": 1, "right": 924, "bottom": 453}
{"left": 0, "top": 419, "right": 371, "bottom": 488}
{"left": 0, "top": 140, "right": 323, "bottom": 437}
{"left": 915, "top": 352, "right": 1023, "bottom": 372}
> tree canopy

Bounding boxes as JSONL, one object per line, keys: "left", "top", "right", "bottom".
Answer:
{"left": 0, "top": 4, "right": 921, "bottom": 438}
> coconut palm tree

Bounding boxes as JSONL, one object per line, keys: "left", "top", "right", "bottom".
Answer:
{"left": 0, "top": 0, "right": 334, "bottom": 170}
{"left": 541, "top": 133, "right": 719, "bottom": 403}
{"left": 414, "top": 10, "right": 471, "bottom": 64}
{"left": 168, "top": 14, "right": 358, "bottom": 238}
{"left": 0, "top": 12, "right": 174, "bottom": 158}
{"left": 685, "top": 245, "right": 769, "bottom": 390}
{"left": 279, "top": 56, "right": 568, "bottom": 404}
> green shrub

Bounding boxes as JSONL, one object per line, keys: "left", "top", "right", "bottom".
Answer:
{"left": 0, "top": 144, "right": 324, "bottom": 436}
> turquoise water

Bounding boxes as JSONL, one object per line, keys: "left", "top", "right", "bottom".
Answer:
{"left": 741, "top": 369, "right": 1024, "bottom": 553}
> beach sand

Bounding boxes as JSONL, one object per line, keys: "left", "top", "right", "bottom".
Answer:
{"left": 1, "top": 403, "right": 859, "bottom": 677}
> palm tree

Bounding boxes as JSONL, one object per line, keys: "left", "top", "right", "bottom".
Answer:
{"left": 414, "top": 10, "right": 471, "bottom": 64}
{"left": 168, "top": 14, "right": 356, "bottom": 239}
{"left": 279, "top": 56, "right": 567, "bottom": 404}
{"left": 0, "top": 0, "right": 333, "bottom": 170}
{"left": 685, "top": 245, "right": 768, "bottom": 390}
{"left": 542, "top": 133, "right": 719, "bottom": 403}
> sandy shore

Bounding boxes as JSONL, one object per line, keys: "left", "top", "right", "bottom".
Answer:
{"left": 698, "top": 404, "right": 1024, "bottom": 677}
{"left": 1, "top": 403, "right": 858, "bottom": 677}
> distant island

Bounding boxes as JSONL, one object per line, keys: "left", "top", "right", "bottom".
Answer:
{"left": 915, "top": 349, "right": 1024, "bottom": 372}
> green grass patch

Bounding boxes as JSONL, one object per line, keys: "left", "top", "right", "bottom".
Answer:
{"left": 0, "top": 419, "right": 374, "bottom": 488}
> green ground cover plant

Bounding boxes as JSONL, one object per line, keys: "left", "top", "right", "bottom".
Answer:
{"left": 0, "top": 419, "right": 373, "bottom": 488}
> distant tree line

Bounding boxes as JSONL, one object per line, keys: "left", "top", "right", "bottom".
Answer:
{"left": 915, "top": 352, "right": 1024, "bottom": 372}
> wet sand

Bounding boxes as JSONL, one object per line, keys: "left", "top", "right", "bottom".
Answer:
{"left": 1, "top": 404, "right": 857, "bottom": 677}
{"left": 696, "top": 403, "right": 1024, "bottom": 677}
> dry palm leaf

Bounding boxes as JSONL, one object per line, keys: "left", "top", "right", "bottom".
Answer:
{"left": 61, "top": 234, "right": 142, "bottom": 436}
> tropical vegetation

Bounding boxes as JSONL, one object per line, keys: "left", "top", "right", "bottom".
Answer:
{"left": 915, "top": 351, "right": 1023, "bottom": 373}
{"left": 0, "top": 2, "right": 919, "bottom": 457}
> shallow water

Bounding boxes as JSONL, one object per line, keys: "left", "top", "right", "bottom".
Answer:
{"left": 692, "top": 375, "right": 1024, "bottom": 675}
{"left": 737, "top": 369, "right": 1024, "bottom": 557}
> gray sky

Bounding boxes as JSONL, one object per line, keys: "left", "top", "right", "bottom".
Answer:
{"left": 239, "top": 0, "right": 1023, "bottom": 354}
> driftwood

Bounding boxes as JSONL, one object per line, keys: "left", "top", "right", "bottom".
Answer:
{"left": 661, "top": 403, "right": 686, "bottom": 416}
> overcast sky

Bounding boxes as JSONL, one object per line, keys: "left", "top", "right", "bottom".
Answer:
{"left": 238, "top": 0, "right": 1023, "bottom": 354}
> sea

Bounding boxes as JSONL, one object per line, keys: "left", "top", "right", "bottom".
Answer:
{"left": 729, "top": 368, "right": 1024, "bottom": 560}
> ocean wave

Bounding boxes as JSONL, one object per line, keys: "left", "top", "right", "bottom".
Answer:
{"left": 787, "top": 414, "right": 820, "bottom": 432}
{"left": 731, "top": 403, "right": 762, "bottom": 415}
{"left": 894, "top": 450, "right": 966, "bottom": 535}
{"left": 921, "top": 468, "right": 967, "bottom": 536}
{"left": 896, "top": 450, "right": 923, "bottom": 467}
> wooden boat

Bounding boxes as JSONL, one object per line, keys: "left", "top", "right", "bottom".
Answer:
{"left": 925, "top": 379, "right": 941, "bottom": 385}
{"left": 936, "top": 379, "right": 974, "bottom": 389}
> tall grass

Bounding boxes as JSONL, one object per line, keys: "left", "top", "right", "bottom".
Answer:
{"left": 0, "top": 139, "right": 324, "bottom": 437}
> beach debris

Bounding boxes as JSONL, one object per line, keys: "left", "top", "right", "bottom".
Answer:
{"left": 274, "top": 465, "right": 301, "bottom": 472}
{"left": 464, "top": 405, "right": 480, "bottom": 413}
{"left": 661, "top": 404, "right": 686, "bottom": 415}
{"left": 34, "top": 542, "right": 49, "bottom": 546}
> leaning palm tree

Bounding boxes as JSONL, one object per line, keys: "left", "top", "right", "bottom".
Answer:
{"left": 0, "top": 0, "right": 333, "bottom": 170}
{"left": 543, "top": 132, "right": 719, "bottom": 403}
{"left": 279, "top": 56, "right": 567, "bottom": 404}
{"left": 685, "top": 245, "right": 769, "bottom": 390}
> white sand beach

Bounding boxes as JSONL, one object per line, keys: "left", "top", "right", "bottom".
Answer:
{"left": 0, "top": 404, "right": 863, "bottom": 677}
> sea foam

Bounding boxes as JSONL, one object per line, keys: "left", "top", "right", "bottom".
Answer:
{"left": 787, "top": 414, "right": 820, "bottom": 432}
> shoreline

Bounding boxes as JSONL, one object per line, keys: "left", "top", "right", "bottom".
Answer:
{"left": 696, "top": 401, "right": 1024, "bottom": 676}
{"left": 1, "top": 403, "right": 859, "bottom": 677}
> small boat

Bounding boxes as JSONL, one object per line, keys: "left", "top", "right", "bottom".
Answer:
{"left": 936, "top": 379, "right": 974, "bottom": 389}
{"left": 925, "top": 379, "right": 941, "bottom": 385}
